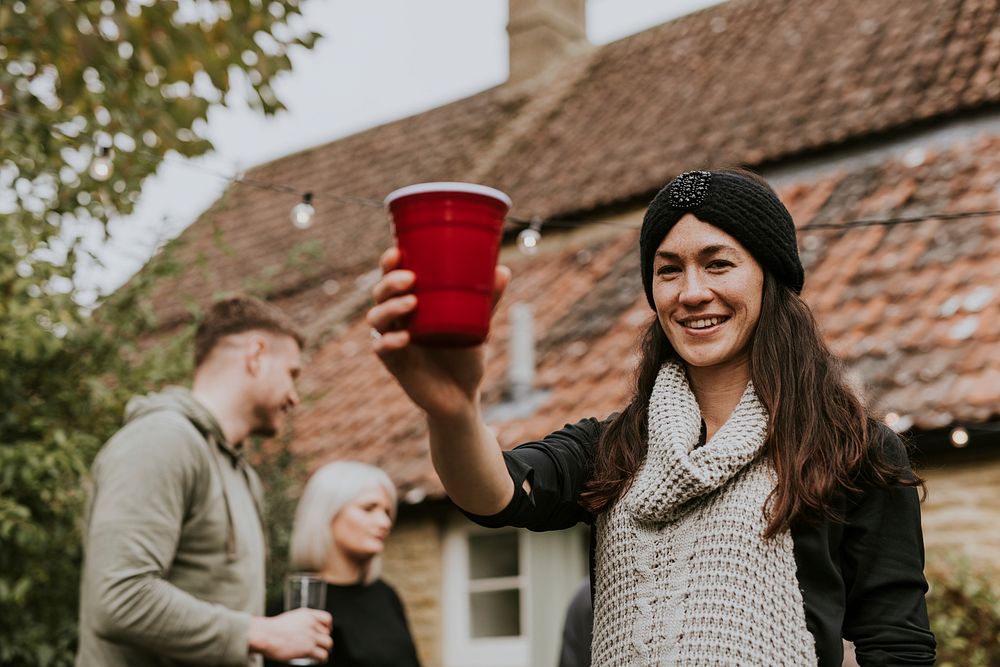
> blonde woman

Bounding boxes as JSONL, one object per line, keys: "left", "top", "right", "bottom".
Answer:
{"left": 267, "top": 462, "right": 421, "bottom": 667}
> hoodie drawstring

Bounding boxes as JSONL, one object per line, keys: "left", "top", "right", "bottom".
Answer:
{"left": 204, "top": 433, "right": 239, "bottom": 562}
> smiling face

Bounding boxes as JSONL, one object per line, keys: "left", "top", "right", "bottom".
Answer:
{"left": 248, "top": 333, "right": 302, "bottom": 438}
{"left": 330, "top": 485, "right": 394, "bottom": 562}
{"left": 652, "top": 214, "right": 764, "bottom": 371}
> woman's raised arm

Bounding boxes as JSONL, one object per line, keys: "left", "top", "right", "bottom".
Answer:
{"left": 367, "top": 246, "right": 515, "bottom": 516}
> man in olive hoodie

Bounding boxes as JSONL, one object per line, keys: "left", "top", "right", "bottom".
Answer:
{"left": 77, "top": 297, "right": 333, "bottom": 666}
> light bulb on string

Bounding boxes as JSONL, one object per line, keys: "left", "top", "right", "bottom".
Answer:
{"left": 949, "top": 426, "right": 969, "bottom": 448}
{"left": 883, "top": 411, "right": 915, "bottom": 433}
{"left": 517, "top": 217, "right": 543, "bottom": 256}
{"left": 89, "top": 145, "right": 113, "bottom": 181}
{"left": 290, "top": 192, "right": 315, "bottom": 229}
{"left": 884, "top": 412, "right": 900, "bottom": 431}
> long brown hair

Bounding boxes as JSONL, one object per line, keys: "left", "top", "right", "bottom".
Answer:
{"left": 580, "top": 272, "right": 921, "bottom": 537}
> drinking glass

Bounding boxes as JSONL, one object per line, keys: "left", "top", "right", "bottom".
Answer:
{"left": 284, "top": 573, "right": 327, "bottom": 666}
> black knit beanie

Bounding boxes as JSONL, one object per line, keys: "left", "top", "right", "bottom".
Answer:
{"left": 639, "top": 170, "right": 804, "bottom": 309}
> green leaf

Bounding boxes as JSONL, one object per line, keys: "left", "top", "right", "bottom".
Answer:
{"left": 0, "top": 2, "right": 322, "bottom": 663}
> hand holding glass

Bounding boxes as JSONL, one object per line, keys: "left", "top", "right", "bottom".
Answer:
{"left": 284, "top": 573, "right": 327, "bottom": 666}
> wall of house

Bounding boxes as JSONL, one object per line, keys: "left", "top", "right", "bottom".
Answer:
{"left": 381, "top": 502, "right": 592, "bottom": 667}
{"left": 382, "top": 506, "right": 447, "bottom": 667}
{"left": 919, "top": 444, "right": 1000, "bottom": 571}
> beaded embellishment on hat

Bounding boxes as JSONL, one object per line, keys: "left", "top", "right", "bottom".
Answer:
{"left": 665, "top": 170, "right": 712, "bottom": 208}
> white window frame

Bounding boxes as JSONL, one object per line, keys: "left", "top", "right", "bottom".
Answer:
{"left": 442, "top": 520, "right": 531, "bottom": 667}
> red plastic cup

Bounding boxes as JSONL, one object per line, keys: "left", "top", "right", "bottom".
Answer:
{"left": 384, "top": 182, "right": 512, "bottom": 347}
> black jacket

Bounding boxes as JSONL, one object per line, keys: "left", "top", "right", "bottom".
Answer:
{"left": 465, "top": 418, "right": 935, "bottom": 666}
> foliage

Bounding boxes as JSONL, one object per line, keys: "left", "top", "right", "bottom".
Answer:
{"left": 1, "top": 0, "right": 318, "bottom": 274}
{"left": 926, "top": 559, "right": 1000, "bottom": 667}
{"left": 0, "top": 252, "right": 194, "bottom": 667}
{"left": 249, "top": 433, "right": 310, "bottom": 612}
{"left": 0, "top": 2, "right": 319, "bottom": 664}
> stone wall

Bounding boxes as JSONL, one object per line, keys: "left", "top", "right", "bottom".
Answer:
{"left": 920, "top": 446, "right": 1000, "bottom": 571}
{"left": 382, "top": 504, "right": 447, "bottom": 667}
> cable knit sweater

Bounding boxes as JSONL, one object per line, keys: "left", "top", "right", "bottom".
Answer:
{"left": 465, "top": 366, "right": 935, "bottom": 666}
{"left": 591, "top": 363, "right": 816, "bottom": 665}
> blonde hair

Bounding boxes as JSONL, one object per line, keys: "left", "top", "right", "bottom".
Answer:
{"left": 289, "top": 461, "right": 398, "bottom": 584}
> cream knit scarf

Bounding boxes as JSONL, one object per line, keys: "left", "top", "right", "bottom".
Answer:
{"left": 591, "top": 362, "right": 818, "bottom": 666}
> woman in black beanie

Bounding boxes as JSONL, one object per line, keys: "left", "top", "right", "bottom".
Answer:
{"left": 368, "top": 169, "right": 935, "bottom": 666}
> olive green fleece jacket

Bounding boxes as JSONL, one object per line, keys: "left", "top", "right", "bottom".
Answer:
{"left": 76, "top": 387, "right": 266, "bottom": 666}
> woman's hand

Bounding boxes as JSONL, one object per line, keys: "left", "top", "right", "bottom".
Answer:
{"left": 367, "top": 246, "right": 515, "bottom": 515}
{"left": 368, "top": 248, "right": 514, "bottom": 515}
{"left": 367, "top": 246, "right": 511, "bottom": 419}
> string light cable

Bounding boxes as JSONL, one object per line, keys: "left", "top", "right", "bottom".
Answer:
{"left": 948, "top": 421, "right": 1000, "bottom": 448}
{"left": 3, "top": 106, "right": 1000, "bottom": 241}
{"left": 0, "top": 107, "right": 384, "bottom": 214}
{"left": 516, "top": 217, "right": 543, "bottom": 255}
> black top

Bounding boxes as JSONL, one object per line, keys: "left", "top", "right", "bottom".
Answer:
{"left": 558, "top": 579, "right": 593, "bottom": 667}
{"left": 464, "top": 418, "right": 936, "bottom": 667}
{"left": 265, "top": 579, "right": 421, "bottom": 667}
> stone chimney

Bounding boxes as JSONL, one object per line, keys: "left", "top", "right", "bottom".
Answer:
{"left": 507, "top": 302, "right": 536, "bottom": 403}
{"left": 507, "top": 0, "right": 589, "bottom": 85}
{"left": 482, "top": 302, "right": 551, "bottom": 422}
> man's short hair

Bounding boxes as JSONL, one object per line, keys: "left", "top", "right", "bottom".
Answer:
{"left": 194, "top": 296, "right": 305, "bottom": 367}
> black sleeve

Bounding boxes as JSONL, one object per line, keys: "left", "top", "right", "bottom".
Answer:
{"left": 461, "top": 417, "right": 603, "bottom": 531}
{"left": 841, "top": 426, "right": 936, "bottom": 666}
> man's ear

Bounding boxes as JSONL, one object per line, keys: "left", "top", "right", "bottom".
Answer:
{"left": 245, "top": 334, "right": 268, "bottom": 377}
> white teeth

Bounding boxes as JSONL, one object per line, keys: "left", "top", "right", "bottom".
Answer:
{"left": 684, "top": 317, "right": 724, "bottom": 329}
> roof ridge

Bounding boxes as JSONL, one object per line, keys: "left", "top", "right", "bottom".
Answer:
{"left": 467, "top": 50, "right": 600, "bottom": 193}
{"left": 239, "top": 84, "right": 513, "bottom": 180}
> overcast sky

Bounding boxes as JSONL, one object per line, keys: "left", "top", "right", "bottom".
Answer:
{"left": 80, "top": 0, "right": 725, "bottom": 297}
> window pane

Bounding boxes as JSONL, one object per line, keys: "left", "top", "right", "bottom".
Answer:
{"left": 470, "top": 589, "right": 521, "bottom": 638}
{"left": 468, "top": 532, "right": 519, "bottom": 579}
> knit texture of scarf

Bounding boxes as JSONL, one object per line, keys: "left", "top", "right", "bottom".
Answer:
{"left": 591, "top": 362, "right": 818, "bottom": 666}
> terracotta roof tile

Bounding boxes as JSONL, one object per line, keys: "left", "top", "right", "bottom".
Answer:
{"left": 263, "top": 134, "right": 1000, "bottom": 495}
{"left": 143, "top": 0, "right": 1000, "bottom": 327}
{"left": 137, "top": 0, "right": 1000, "bottom": 493}
{"left": 485, "top": 0, "right": 1000, "bottom": 219}
{"left": 145, "top": 85, "right": 537, "bottom": 325}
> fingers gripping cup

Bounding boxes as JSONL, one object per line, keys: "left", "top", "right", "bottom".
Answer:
{"left": 385, "top": 182, "right": 512, "bottom": 347}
